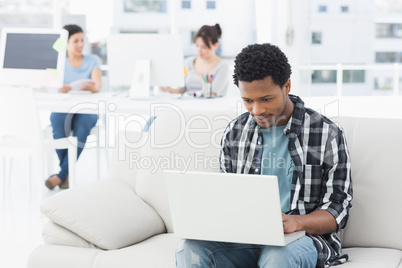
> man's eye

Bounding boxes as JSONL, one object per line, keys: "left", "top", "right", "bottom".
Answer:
{"left": 243, "top": 99, "right": 253, "bottom": 103}
{"left": 262, "top": 98, "right": 272, "bottom": 102}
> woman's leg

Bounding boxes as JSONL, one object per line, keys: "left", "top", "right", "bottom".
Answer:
{"left": 71, "top": 113, "right": 98, "bottom": 159}
{"left": 50, "top": 112, "right": 72, "bottom": 182}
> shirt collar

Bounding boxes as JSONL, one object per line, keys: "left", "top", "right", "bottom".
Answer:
{"left": 284, "top": 94, "right": 305, "bottom": 137}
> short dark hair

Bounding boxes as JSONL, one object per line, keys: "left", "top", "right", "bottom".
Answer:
{"left": 63, "top": 24, "right": 83, "bottom": 40}
{"left": 194, "top": 24, "right": 222, "bottom": 49}
{"left": 233, "top": 43, "right": 292, "bottom": 88}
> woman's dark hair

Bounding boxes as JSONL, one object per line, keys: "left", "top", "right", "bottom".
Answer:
{"left": 63, "top": 24, "right": 83, "bottom": 40}
{"left": 194, "top": 24, "right": 222, "bottom": 48}
{"left": 233, "top": 43, "right": 292, "bottom": 88}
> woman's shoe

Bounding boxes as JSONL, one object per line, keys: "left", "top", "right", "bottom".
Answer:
{"left": 59, "top": 179, "right": 69, "bottom": 189}
{"left": 45, "top": 174, "right": 58, "bottom": 190}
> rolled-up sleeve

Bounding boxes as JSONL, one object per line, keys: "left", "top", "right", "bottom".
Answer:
{"left": 319, "top": 127, "right": 353, "bottom": 231}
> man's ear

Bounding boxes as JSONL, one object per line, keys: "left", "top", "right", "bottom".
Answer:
{"left": 284, "top": 79, "right": 291, "bottom": 94}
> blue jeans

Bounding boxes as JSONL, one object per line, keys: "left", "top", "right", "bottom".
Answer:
{"left": 50, "top": 112, "right": 98, "bottom": 182}
{"left": 176, "top": 236, "right": 317, "bottom": 268}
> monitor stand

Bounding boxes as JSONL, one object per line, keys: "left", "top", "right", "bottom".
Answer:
{"left": 129, "top": 59, "right": 152, "bottom": 99}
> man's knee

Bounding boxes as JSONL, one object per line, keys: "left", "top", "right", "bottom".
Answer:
{"left": 176, "top": 239, "right": 209, "bottom": 267}
{"left": 259, "top": 245, "right": 293, "bottom": 266}
{"left": 259, "top": 241, "right": 317, "bottom": 268}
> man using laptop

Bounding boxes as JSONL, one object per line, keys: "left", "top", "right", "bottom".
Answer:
{"left": 176, "top": 43, "right": 353, "bottom": 268}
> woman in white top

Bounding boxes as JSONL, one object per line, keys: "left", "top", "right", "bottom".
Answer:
{"left": 161, "top": 24, "right": 229, "bottom": 97}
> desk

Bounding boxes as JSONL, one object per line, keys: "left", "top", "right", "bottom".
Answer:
{"left": 35, "top": 92, "right": 115, "bottom": 114}
{"left": 35, "top": 92, "right": 244, "bottom": 136}
{"left": 35, "top": 92, "right": 402, "bottom": 120}
{"left": 35, "top": 92, "right": 244, "bottom": 116}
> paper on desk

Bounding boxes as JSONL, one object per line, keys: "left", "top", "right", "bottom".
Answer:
{"left": 69, "top": 79, "right": 93, "bottom": 91}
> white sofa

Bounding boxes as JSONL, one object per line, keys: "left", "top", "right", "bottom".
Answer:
{"left": 28, "top": 109, "right": 402, "bottom": 268}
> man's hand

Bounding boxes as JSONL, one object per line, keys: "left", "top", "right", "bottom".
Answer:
{"left": 282, "top": 213, "right": 301, "bottom": 234}
{"left": 282, "top": 210, "right": 338, "bottom": 235}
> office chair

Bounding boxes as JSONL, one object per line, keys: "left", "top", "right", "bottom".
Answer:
{"left": 0, "top": 87, "right": 77, "bottom": 200}
{"left": 43, "top": 122, "right": 106, "bottom": 182}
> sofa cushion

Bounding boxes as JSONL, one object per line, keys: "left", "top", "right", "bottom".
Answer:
{"left": 341, "top": 248, "right": 402, "bottom": 267}
{"left": 28, "top": 234, "right": 179, "bottom": 268}
{"left": 42, "top": 221, "right": 99, "bottom": 249}
{"left": 338, "top": 117, "right": 402, "bottom": 250}
{"left": 28, "top": 245, "right": 102, "bottom": 268}
{"left": 93, "top": 233, "right": 179, "bottom": 268}
{"left": 108, "top": 130, "right": 150, "bottom": 191}
{"left": 41, "top": 180, "right": 166, "bottom": 250}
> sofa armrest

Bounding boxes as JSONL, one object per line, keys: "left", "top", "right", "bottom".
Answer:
{"left": 41, "top": 179, "right": 166, "bottom": 250}
{"left": 42, "top": 221, "right": 99, "bottom": 249}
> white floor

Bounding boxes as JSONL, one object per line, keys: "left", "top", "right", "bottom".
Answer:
{"left": 0, "top": 144, "right": 109, "bottom": 268}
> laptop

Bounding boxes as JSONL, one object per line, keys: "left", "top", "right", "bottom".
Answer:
{"left": 164, "top": 170, "right": 305, "bottom": 246}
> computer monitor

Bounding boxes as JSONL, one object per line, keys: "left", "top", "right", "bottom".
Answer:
{"left": 0, "top": 27, "right": 68, "bottom": 89}
{"left": 107, "top": 34, "right": 185, "bottom": 98}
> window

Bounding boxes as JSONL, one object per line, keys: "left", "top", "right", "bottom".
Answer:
{"left": 182, "top": 0, "right": 191, "bottom": 9}
{"left": 376, "top": 23, "right": 402, "bottom": 38}
{"left": 206, "top": 1, "right": 216, "bottom": 9}
{"left": 124, "top": 0, "right": 167, "bottom": 13}
{"left": 340, "top": 6, "right": 349, "bottom": 13}
{"left": 312, "top": 32, "right": 322, "bottom": 44}
{"left": 311, "top": 70, "right": 336, "bottom": 83}
{"left": 343, "top": 70, "right": 365, "bottom": 83}
{"left": 318, "top": 5, "right": 327, "bottom": 12}
{"left": 376, "top": 24, "right": 393, "bottom": 38}
{"left": 375, "top": 52, "right": 398, "bottom": 63}
{"left": 374, "top": 77, "right": 393, "bottom": 90}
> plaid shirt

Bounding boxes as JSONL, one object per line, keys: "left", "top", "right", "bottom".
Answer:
{"left": 219, "top": 95, "right": 353, "bottom": 268}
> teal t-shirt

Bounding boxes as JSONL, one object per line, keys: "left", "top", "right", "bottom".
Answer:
{"left": 261, "top": 125, "right": 294, "bottom": 213}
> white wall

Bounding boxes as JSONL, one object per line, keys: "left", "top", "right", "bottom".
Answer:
{"left": 112, "top": 0, "right": 256, "bottom": 57}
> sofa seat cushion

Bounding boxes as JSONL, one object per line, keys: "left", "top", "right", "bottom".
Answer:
{"left": 93, "top": 233, "right": 179, "bottom": 268}
{"left": 342, "top": 247, "right": 402, "bottom": 268}
{"left": 29, "top": 234, "right": 180, "bottom": 268}
{"left": 28, "top": 245, "right": 102, "bottom": 268}
{"left": 41, "top": 180, "right": 166, "bottom": 250}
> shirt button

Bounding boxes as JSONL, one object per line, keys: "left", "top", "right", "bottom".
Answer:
{"left": 255, "top": 169, "right": 259, "bottom": 172}
{"left": 258, "top": 141, "right": 261, "bottom": 145}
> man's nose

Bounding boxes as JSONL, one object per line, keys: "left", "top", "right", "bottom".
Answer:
{"left": 252, "top": 101, "right": 265, "bottom": 115}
